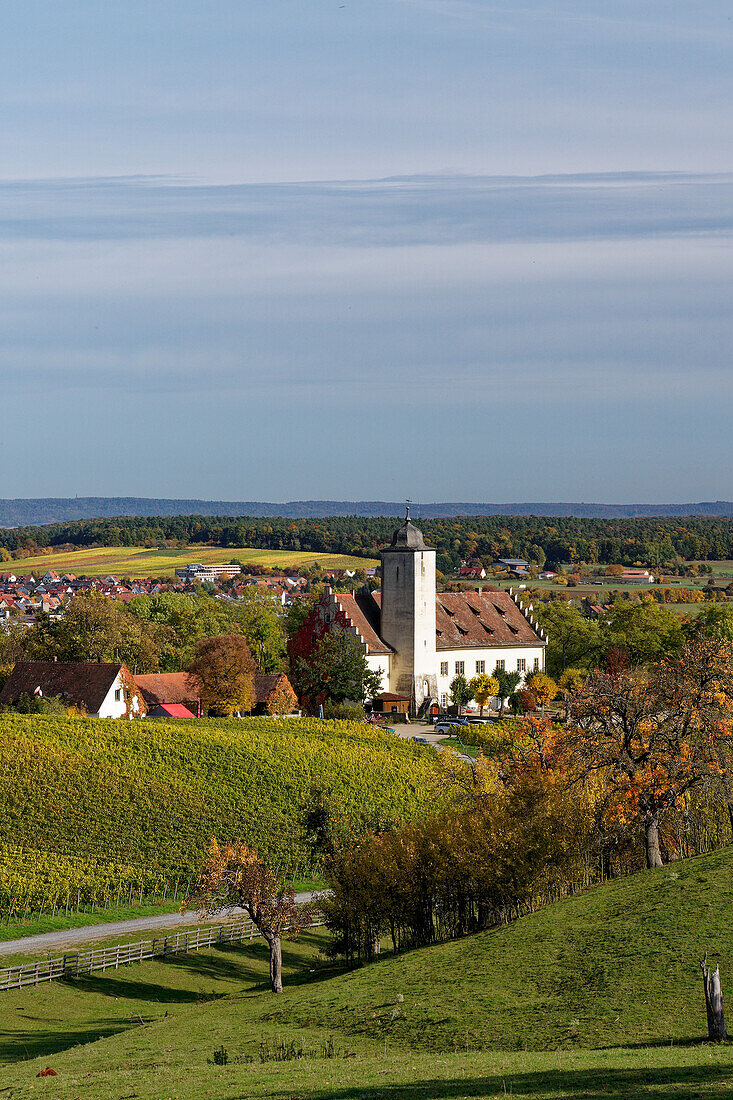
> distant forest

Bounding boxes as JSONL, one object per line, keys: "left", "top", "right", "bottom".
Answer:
{"left": 4, "top": 514, "right": 733, "bottom": 570}
{"left": 4, "top": 497, "right": 733, "bottom": 527}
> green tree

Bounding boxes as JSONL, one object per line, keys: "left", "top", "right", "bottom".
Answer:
{"left": 449, "top": 674, "right": 472, "bottom": 713}
{"left": 493, "top": 666, "right": 521, "bottom": 715}
{"left": 232, "top": 588, "right": 286, "bottom": 673}
{"left": 293, "top": 627, "right": 382, "bottom": 711}
{"left": 601, "top": 600, "right": 683, "bottom": 666}
{"left": 27, "top": 592, "right": 157, "bottom": 670}
{"left": 534, "top": 601, "right": 601, "bottom": 677}
{"left": 683, "top": 604, "right": 733, "bottom": 643}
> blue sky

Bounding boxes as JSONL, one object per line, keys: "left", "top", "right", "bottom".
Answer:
{"left": 2, "top": 2, "right": 732, "bottom": 502}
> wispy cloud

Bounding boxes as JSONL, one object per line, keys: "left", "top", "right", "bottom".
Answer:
{"left": 1, "top": 172, "right": 733, "bottom": 247}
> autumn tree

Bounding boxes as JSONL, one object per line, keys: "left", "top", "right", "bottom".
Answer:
{"left": 468, "top": 673, "right": 498, "bottom": 717}
{"left": 190, "top": 840, "right": 311, "bottom": 993}
{"left": 558, "top": 667, "right": 587, "bottom": 719}
{"left": 565, "top": 639, "right": 733, "bottom": 868}
{"left": 187, "top": 633, "right": 256, "bottom": 716}
{"left": 526, "top": 672, "right": 557, "bottom": 717}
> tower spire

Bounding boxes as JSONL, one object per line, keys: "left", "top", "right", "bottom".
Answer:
{"left": 405, "top": 498, "right": 411, "bottom": 520}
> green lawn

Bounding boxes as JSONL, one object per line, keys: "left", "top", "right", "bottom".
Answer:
{"left": 9, "top": 544, "right": 378, "bottom": 579}
{"left": 1, "top": 848, "right": 732, "bottom": 1096}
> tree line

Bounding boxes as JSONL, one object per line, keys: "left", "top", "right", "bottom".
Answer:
{"left": 5, "top": 513, "right": 733, "bottom": 568}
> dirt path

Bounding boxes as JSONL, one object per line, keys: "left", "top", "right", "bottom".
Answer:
{"left": 0, "top": 892, "right": 315, "bottom": 958}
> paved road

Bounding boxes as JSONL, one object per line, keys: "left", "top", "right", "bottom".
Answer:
{"left": 0, "top": 892, "right": 315, "bottom": 958}
{"left": 393, "top": 721, "right": 475, "bottom": 761}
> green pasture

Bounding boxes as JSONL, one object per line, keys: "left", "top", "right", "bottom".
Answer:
{"left": 1, "top": 847, "right": 733, "bottom": 1097}
{"left": 9, "top": 544, "right": 378, "bottom": 579}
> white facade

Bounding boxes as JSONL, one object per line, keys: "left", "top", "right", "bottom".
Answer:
{"left": 95, "top": 672, "right": 145, "bottom": 718}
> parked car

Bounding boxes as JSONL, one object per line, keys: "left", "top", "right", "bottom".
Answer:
{"left": 434, "top": 718, "right": 469, "bottom": 735}
{"left": 413, "top": 736, "right": 430, "bottom": 745}
{"left": 466, "top": 716, "right": 491, "bottom": 725}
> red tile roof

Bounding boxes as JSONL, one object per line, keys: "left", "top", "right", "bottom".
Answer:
{"left": 335, "top": 592, "right": 392, "bottom": 655}
{"left": 133, "top": 672, "right": 199, "bottom": 707}
{"left": 148, "top": 702, "right": 197, "bottom": 719}
{"left": 435, "top": 590, "right": 543, "bottom": 649}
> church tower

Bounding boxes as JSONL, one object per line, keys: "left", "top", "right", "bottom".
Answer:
{"left": 380, "top": 507, "right": 437, "bottom": 709}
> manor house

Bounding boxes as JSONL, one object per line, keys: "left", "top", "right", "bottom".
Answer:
{"left": 290, "top": 512, "right": 547, "bottom": 712}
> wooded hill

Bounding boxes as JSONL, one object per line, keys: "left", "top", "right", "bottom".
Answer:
{"left": 4, "top": 497, "right": 733, "bottom": 527}
{"left": 5, "top": 512, "right": 733, "bottom": 569}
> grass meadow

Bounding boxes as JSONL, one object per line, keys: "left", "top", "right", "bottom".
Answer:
{"left": 0, "top": 848, "right": 732, "bottom": 1097}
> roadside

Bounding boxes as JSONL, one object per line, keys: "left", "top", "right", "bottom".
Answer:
{"left": 0, "top": 891, "right": 316, "bottom": 958}
{"left": 392, "top": 721, "right": 476, "bottom": 761}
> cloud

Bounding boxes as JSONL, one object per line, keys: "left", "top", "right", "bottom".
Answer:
{"left": 1, "top": 172, "right": 733, "bottom": 248}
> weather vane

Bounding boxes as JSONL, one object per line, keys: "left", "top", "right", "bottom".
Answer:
{"left": 405, "top": 498, "right": 412, "bottom": 520}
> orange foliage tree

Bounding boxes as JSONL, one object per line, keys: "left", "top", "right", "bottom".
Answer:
{"left": 189, "top": 840, "right": 312, "bottom": 993}
{"left": 187, "top": 633, "right": 256, "bottom": 716}
{"left": 564, "top": 639, "right": 733, "bottom": 868}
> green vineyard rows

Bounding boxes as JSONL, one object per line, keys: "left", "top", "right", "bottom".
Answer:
{"left": 0, "top": 846, "right": 165, "bottom": 907}
{"left": 0, "top": 715, "right": 442, "bottom": 876}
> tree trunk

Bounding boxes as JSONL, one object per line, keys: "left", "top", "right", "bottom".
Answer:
{"left": 701, "top": 957, "right": 727, "bottom": 1041}
{"left": 645, "top": 818, "right": 664, "bottom": 869}
{"left": 268, "top": 935, "right": 283, "bottom": 994}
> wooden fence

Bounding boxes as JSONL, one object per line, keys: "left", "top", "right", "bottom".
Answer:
{"left": 0, "top": 915, "right": 324, "bottom": 992}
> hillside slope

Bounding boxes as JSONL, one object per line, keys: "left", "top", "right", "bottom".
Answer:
{"left": 1, "top": 850, "right": 732, "bottom": 1097}
{"left": 242, "top": 845, "right": 733, "bottom": 1052}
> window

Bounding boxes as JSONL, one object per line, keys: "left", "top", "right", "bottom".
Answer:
{"left": 115, "top": 689, "right": 121, "bottom": 702}
{"left": 495, "top": 659, "right": 505, "bottom": 671}
{"left": 533, "top": 657, "right": 540, "bottom": 671}
{"left": 455, "top": 661, "right": 465, "bottom": 675}
{"left": 475, "top": 660, "right": 485, "bottom": 674}
{"left": 517, "top": 659, "right": 526, "bottom": 672}
{"left": 440, "top": 693, "right": 448, "bottom": 708}
{"left": 440, "top": 661, "right": 448, "bottom": 677}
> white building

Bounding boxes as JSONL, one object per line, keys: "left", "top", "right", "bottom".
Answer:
{"left": 0, "top": 661, "right": 146, "bottom": 718}
{"left": 299, "top": 513, "right": 547, "bottom": 711}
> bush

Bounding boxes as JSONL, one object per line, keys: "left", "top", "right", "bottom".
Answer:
{"left": 323, "top": 702, "right": 365, "bottom": 721}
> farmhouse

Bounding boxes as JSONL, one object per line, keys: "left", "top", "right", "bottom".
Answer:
{"left": 0, "top": 661, "right": 145, "bottom": 718}
{"left": 133, "top": 672, "right": 201, "bottom": 715}
{"left": 290, "top": 512, "right": 547, "bottom": 712}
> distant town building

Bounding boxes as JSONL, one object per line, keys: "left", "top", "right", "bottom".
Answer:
{"left": 174, "top": 563, "right": 242, "bottom": 584}
{"left": 621, "top": 569, "right": 655, "bottom": 583}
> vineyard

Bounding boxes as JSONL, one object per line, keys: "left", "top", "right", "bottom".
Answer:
{"left": 0, "top": 715, "right": 442, "bottom": 878}
{"left": 0, "top": 846, "right": 166, "bottom": 914}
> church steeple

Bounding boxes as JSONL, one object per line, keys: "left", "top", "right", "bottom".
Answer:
{"left": 380, "top": 500, "right": 437, "bottom": 710}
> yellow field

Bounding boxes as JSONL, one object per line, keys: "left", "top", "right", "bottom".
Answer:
{"left": 9, "top": 545, "right": 378, "bottom": 579}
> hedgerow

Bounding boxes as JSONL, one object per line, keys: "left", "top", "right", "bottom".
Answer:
{"left": 0, "top": 716, "right": 442, "bottom": 874}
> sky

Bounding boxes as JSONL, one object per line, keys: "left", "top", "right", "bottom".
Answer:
{"left": 2, "top": 1, "right": 732, "bottom": 504}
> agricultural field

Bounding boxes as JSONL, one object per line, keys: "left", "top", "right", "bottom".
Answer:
{"left": 7, "top": 544, "right": 379, "bottom": 579}
{"left": 0, "top": 715, "right": 443, "bottom": 877}
{"left": 1, "top": 848, "right": 732, "bottom": 1097}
